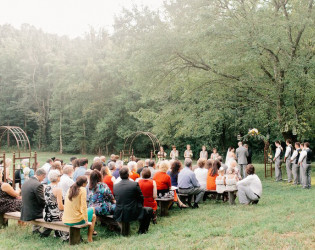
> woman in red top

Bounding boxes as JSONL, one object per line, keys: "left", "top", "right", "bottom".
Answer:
{"left": 153, "top": 161, "right": 172, "bottom": 197}
{"left": 138, "top": 168, "right": 158, "bottom": 224}
{"left": 101, "top": 167, "right": 115, "bottom": 194}
{"left": 128, "top": 161, "right": 140, "bottom": 181}
{"left": 207, "top": 160, "right": 220, "bottom": 190}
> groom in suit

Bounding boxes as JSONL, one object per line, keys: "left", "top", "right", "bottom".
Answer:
{"left": 236, "top": 141, "right": 249, "bottom": 179}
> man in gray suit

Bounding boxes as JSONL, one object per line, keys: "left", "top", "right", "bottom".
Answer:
{"left": 236, "top": 141, "right": 249, "bottom": 179}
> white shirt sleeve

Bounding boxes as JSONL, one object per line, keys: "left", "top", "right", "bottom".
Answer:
{"left": 290, "top": 150, "right": 298, "bottom": 161}
{"left": 237, "top": 175, "right": 252, "bottom": 187}
{"left": 275, "top": 148, "right": 281, "bottom": 158}
{"left": 285, "top": 146, "right": 291, "bottom": 158}
{"left": 298, "top": 150, "right": 307, "bottom": 164}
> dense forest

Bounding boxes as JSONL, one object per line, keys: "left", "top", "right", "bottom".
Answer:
{"left": 0, "top": 0, "right": 314, "bottom": 157}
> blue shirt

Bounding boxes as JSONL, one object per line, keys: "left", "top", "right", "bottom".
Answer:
{"left": 178, "top": 166, "right": 200, "bottom": 189}
{"left": 167, "top": 170, "right": 178, "bottom": 187}
{"left": 73, "top": 166, "right": 87, "bottom": 182}
{"left": 113, "top": 169, "right": 120, "bottom": 179}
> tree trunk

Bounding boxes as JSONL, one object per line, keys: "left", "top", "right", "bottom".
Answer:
{"left": 59, "top": 112, "right": 63, "bottom": 154}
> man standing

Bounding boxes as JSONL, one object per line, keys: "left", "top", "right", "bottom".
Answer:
{"left": 284, "top": 139, "right": 293, "bottom": 183}
{"left": 20, "top": 169, "right": 46, "bottom": 234}
{"left": 236, "top": 142, "right": 249, "bottom": 179}
{"left": 290, "top": 142, "right": 301, "bottom": 185}
{"left": 273, "top": 141, "right": 283, "bottom": 182}
{"left": 73, "top": 158, "right": 88, "bottom": 182}
{"left": 178, "top": 159, "right": 205, "bottom": 209}
{"left": 244, "top": 144, "right": 252, "bottom": 164}
{"left": 113, "top": 167, "right": 153, "bottom": 234}
{"left": 299, "top": 142, "right": 312, "bottom": 189}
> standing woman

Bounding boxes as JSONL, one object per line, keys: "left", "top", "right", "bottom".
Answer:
{"left": 273, "top": 141, "right": 283, "bottom": 182}
{"left": 170, "top": 146, "right": 179, "bottom": 160}
{"left": 200, "top": 146, "right": 208, "bottom": 160}
{"left": 63, "top": 176, "right": 96, "bottom": 243}
{"left": 138, "top": 168, "right": 158, "bottom": 224}
{"left": 184, "top": 145, "right": 193, "bottom": 160}
{"left": 210, "top": 148, "right": 220, "bottom": 161}
{"left": 88, "top": 170, "right": 116, "bottom": 216}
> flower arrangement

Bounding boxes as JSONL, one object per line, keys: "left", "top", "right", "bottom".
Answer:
{"left": 248, "top": 128, "right": 259, "bottom": 136}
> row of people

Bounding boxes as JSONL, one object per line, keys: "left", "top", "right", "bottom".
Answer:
{"left": 274, "top": 140, "right": 312, "bottom": 189}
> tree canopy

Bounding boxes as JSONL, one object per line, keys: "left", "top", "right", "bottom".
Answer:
{"left": 0, "top": 0, "right": 314, "bottom": 156}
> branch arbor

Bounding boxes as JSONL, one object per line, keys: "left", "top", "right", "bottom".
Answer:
{"left": 121, "top": 131, "right": 161, "bottom": 162}
{"left": 241, "top": 129, "right": 273, "bottom": 178}
{"left": 0, "top": 126, "right": 37, "bottom": 187}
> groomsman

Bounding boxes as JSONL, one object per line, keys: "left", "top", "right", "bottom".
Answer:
{"left": 236, "top": 141, "right": 248, "bottom": 179}
{"left": 290, "top": 142, "right": 301, "bottom": 185}
{"left": 284, "top": 139, "right": 293, "bottom": 183}
{"left": 298, "top": 142, "right": 312, "bottom": 189}
{"left": 273, "top": 141, "right": 283, "bottom": 182}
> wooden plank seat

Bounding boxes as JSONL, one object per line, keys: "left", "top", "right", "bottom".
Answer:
{"left": 155, "top": 197, "right": 174, "bottom": 216}
{"left": 205, "top": 190, "right": 237, "bottom": 205}
{"left": 1, "top": 212, "right": 91, "bottom": 245}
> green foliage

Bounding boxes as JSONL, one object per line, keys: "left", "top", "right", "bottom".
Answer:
{"left": 0, "top": 0, "right": 314, "bottom": 155}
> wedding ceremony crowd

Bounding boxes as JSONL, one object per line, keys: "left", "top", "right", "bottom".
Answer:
{"left": 0, "top": 140, "right": 312, "bottom": 243}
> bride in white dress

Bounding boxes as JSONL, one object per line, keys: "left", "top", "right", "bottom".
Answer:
{"left": 225, "top": 147, "right": 236, "bottom": 169}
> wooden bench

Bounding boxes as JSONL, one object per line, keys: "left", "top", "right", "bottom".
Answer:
{"left": 96, "top": 215, "right": 130, "bottom": 236}
{"left": 0, "top": 212, "right": 91, "bottom": 245}
{"left": 205, "top": 190, "right": 237, "bottom": 205}
{"left": 156, "top": 197, "right": 174, "bottom": 216}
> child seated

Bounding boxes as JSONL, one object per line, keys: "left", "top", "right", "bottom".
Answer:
{"left": 226, "top": 168, "right": 239, "bottom": 192}
{"left": 215, "top": 167, "right": 226, "bottom": 194}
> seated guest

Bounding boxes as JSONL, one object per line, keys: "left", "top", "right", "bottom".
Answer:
{"left": 136, "top": 160, "right": 145, "bottom": 176}
{"left": 205, "top": 159, "right": 213, "bottom": 170}
{"left": 41, "top": 158, "right": 53, "bottom": 175}
{"left": 112, "top": 161, "right": 123, "bottom": 179}
{"left": 153, "top": 161, "right": 172, "bottom": 197}
{"left": 90, "top": 157, "right": 101, "bottom": 169}
{"left": 20, "top": 169, "right": 46, "bottom": 234}
{"left": 91, "top": 161, "right": 102, "bottom": 172}
{"left": 43, "top": 170, "right": 68, "bottom": 239}
{"left": 148, "top": 160, "right": 157, "bottom": 178}
{"left": 218, "top": 156, "right": 228, "bottom": 173}
{"left": 73, "top": 158, "right": 89, "bottom": 182}
{"left": 113, "top": 167, "right": 153, "bottom": 234}
{"left": 102, "top": 166, "right": 115, "bottom": 194}
{"left": 100, "top": 156, "right": 106, "bottom": 166}
{"left": 69, "top": 156, "right": 77, "bottom": 166}
{"left": 207, "top": 160, "right": 220, "bottom": 190}
{"left": 59, "top": 165, "right": 75, "bottom": 199}
{"left": 226, "top": 167, "right": 239, "bottom": 192}
{"left": 137, "top": 168, "right": 158, "bottom": 224}
{"left": 194, "top": 159, "right": 208, "bottom": 189}
{"left": 2, "top": 158, "right": 13, "bottom": 183}
{"left": 215, "top": 167, "right": 226, "bottom": 194}
{"left": 73, "top": 159, "right": 80, "bottom": 171}
{"left": 167, "top": 160, "right": 182, "bottom": 187}
{"left": 128, "top": 161, "right": 140, "bottom": 181}
{"left": 114, "top": 167, "right": 134, "bottom": 184}
{"left": 178, "top": 159, "right": 205, "bottom": 208}
{"left": 138, "top": 159, "right": 149, "bottom": 175}
{"left": 63, "top": 176, "right": 96, "bottom": 242}
{"left": 0, "top": 168, "right": 22, "bottom": 214}
{"left": 227, "top": 160, "right": 242, "bottom": 179}
{"left": 88, "top": 170, "right": 116, "bottom": 216}
{"left": 236, "top": 164, "right": 262, "bottom": 205}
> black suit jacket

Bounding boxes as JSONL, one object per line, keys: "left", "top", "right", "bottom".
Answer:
{"left": 113, "top": 179, "right": 144, "bottom": 222}
{"left": 20, "top": 176, "right": 46, "bottom": 221}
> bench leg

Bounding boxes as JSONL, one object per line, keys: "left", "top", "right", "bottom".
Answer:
{"left": 159, "top": 201, "right": 172, "bottom": 217}
{"left": 0, "top": 214, "right": 8, "bottom": 228}
{"left": 69, "top": 227, "right": 81, "bottom": 245}
{"left": 228, "top": 192, "right": 236, "bottom": 205}
{"left": 121, "top": 222, "right": 130, "bottom": 236}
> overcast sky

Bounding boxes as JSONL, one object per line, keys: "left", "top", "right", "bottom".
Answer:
{"left": 0, "top": 0, "right": 164, "bottom": 38}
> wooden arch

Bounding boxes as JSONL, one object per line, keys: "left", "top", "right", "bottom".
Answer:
{"left": 0, "top": 126, "right": 37, "bottom": 187}
{"left": 122, "top": 131, "right": 161, "bottom": 160}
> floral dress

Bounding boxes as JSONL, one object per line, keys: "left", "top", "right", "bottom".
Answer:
{"left": 88, "top": 182, "right": 116, "bottom": 216}
{"left": 44, "top": 185, "right": 63, "bottom": 222}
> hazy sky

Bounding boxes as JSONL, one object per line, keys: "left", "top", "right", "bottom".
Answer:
{"left": 0, "top": 0, "right": 164, "bottom": 38}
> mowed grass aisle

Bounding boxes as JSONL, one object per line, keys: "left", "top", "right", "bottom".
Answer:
{"left": 0, "top": 158, "right": 314, "bottom": 249}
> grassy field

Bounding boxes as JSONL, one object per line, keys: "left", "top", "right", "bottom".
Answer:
{"left": 1, "top": 152, "right": 315, "bottom": 249}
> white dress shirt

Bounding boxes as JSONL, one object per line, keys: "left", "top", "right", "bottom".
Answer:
{"left": 194, "top": 168, "right": 208, "bottom": 189}
{"left": 237, "top": 174, "right": 262, "bottom": 197}
{"left": 114, "top": 177, "right": 134, "bottom": 184}
{"left": 285, "top": 145, "right": 292, "bottom": 158}
{"left": 298, "top": 149, "right": 307, "bottom": 164}
{"left": 59, "top": 174, "right": 74, "bottom": 199}
{"left": 275, "top": 147, "right": 281, "bottom": 159}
